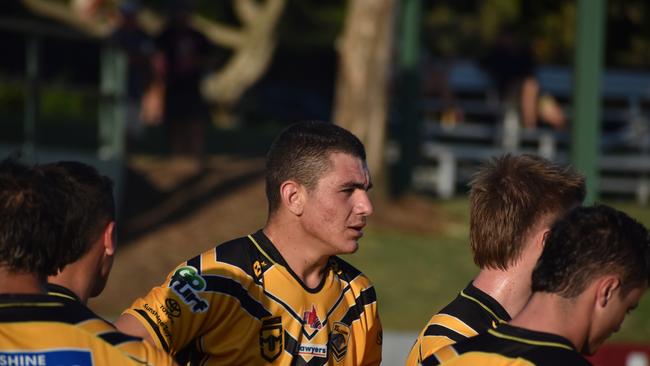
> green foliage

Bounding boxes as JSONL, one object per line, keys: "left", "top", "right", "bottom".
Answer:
{"left": 39, "top": 87, "right": 97, "bottom": 124}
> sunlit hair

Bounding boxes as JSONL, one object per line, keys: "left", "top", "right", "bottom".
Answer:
{"left": 265, "top": 121, "right": 366, "bottom": 214}
{"left": 532, "top": 205, "right": 650, "bottom": 298}
{"left": 469, "top": 154, "right": 585, "bottom": 270}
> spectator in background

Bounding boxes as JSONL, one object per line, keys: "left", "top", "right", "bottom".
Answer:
{"left": 109, "top": 0, "right": 155, "bottom": 144}
{"left": 480, "top": 26, "right": 566, "bottom": 130}
{"left": 151, "top": 0, "right": 212, "bottom": 159}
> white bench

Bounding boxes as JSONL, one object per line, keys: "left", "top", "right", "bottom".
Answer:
{"left": 417, "top": 60, "right": 650, "bottom": 203}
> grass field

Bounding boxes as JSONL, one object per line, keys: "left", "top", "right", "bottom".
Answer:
{"left": 347, "top": 197, "right": 650, "bottom": 342}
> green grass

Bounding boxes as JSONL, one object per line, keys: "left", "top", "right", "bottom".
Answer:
{"left": 347, "top": 198, "right": 650, "bottom": 342}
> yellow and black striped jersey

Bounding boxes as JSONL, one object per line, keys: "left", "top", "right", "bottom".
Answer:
{"left": 406, "top": 282, "right": 511, "bottom": 365}
{"left": 124, "top": 230, "right": 382, "bottom": 365}
{"left": 0, "top": 293, "right": 157, "bottom": 366}
{"left": 427, "top": 323, "right": 592, "bottom": 365}
{"left": 46, "top": 284, "right": 176, "bottom": 366}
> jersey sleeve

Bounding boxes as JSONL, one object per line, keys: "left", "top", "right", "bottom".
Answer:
{"left": 68, "top": 302, "right": 176, "bottom": 366}
{"left": 122, "top": 262, "right": 222, "bottom": 355}
{"left": 345, "top": 272, "right": 383, "bottom": 366}
{"left": 407, "top": 312, "right": 477, "bottom": 365}
{"left": 361, "top": 301, "right": 383, "bottom": 366}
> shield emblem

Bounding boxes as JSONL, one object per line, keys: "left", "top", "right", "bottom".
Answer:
{"left": 260, "top": 317, "right": 283, "bottom": 362}
{"left": 330, "top": 322, "right": 350, "bottom": 362}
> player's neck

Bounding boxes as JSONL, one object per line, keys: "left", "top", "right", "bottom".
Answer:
{"left": 510, "top": 292, "right": 589, "bottom": 351}
{"left": 474, "top": 231, "right": 545, "bottom": 318}
{"left": 48, "top": 259, "right": 95, "bottom": 305}
{"left": 0, "top": 267, "right": 46, "bottom": 294}
{"left": 263, "top": 223, "right": 329, "bottom": 289}
{"left": 473, "top": 264, "right": 532, "bottom": 319}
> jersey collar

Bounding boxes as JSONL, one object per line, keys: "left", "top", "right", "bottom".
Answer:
{"left": 46, "top": 283, "right": 81, "bottom": 303}
{"left": 489, "top": 323, "right": 578, "bottom": 352}
{"left": 250, "top": 229, "right": 331, "bottom": 293}
{"left": 463, "top": 281, "right": 512, "bottom": 323}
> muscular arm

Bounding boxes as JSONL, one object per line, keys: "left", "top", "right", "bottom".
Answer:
{"left": 115, "top": 313, "right": 156, "bottom": 346}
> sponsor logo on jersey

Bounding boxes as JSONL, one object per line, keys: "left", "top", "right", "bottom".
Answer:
{"left": 253, "top": 260, "right": 268, "bottom": 278}
{"left": 298, "top": 343, "right": 327, "bottom": 359}
{"left": 330, "top": 322, "right": 350, "bottom": 362}
{"left": 163, "top": 298, "right": 181, "bottom": 317}
{"left": 0, "top": 350, "right": 92, "bottom": 366}
{"left": 143, "top": 303, "right": 173, "bottom": 340}
{"left": 259, "top": 316, "right": 283, "bottom": 362}
{"left": 169, "top": 266, "right": 209, "bottom": 312}
{"left": 303, "top": 304, "right": 322, "bottom": 330}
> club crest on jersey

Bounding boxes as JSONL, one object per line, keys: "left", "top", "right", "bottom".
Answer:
{"left": 259, "top": 316, "right": 283, "bottom": 362}
{"left": 329, "top": 322, "right": 350, "bottom": 362}
{"left": 168, "top": 266, "right": 209, "bottom": 312}
{"left": 303, "top": 304, "right": 322, "bottom": 330}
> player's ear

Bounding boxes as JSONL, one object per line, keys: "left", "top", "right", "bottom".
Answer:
{"left": 541, "top": 229, "right": 550, "bottom": 247}
{"left": 280, "top": 180, "right": 304, "bottom": 215}
{"left": 102, "top": 221, "right": 116, "bottom": 256}
{"left": 596, "top": 275, "right": 621, "bottom": 308}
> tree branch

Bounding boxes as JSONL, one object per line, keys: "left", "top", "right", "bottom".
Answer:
{"left": 21, "top": 0, "right": 111, "bottom": 38}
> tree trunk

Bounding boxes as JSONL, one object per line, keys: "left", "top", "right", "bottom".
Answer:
{"left": 333, "top": 0, "right": 397, "bottom": 177}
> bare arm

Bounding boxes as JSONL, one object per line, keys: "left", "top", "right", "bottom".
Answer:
{"left": 115, "top": 313, "right": 155, "bottom": 346}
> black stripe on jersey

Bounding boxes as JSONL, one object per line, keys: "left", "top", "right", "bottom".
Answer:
{"left": 203, "top": 275, "right": 271, "bottom": 320}
{"left": 98, "top": 331, "right": 143, "bottom": 346}
{"left": 134, "top": 309, "right": 171, "bottom": 353}
{"left": 187, "top": 255, "right": 202, "bottom": 274}
{"left": 0, "top": 299, "right": 100, "bottom": 325}
{"left": 284, "top": 331, "right": 329, "bottom": 366}
{"left": 329, "top": 257, "right": 362, "bottom": 283}
{"left": 264, "top": 286, "right": 351, "bottom": 341}
{"left": 325, "top": 285, "right": 351, "bottom": 321}
{"left": 175, "top": 338, "right": 207, "bottom": 366}
{"left": 214, "top": 236, "right": 265, "bottom": 280}
{"left": 421, "top": 354, "right": 441, "bottom": 366}
{"left": 339, "top": 287, "right": 377, "bottom": 326}
{"left": 264, "top": 289, "right": 304, "bottom": 324}
{"left": 423, "top": 324, "right": 466, "bottom": 343}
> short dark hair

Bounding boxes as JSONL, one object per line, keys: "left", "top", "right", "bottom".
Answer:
{"left": 532, "top": 205, "right": 650, "bottom": 298}
{"left": 469, "top": 154, "right": 586, "bottom": 270}
{"left": 0, "top": 158, "right": 67, "bottom": 277}
{"left": 265, "top": 121, "right": 366, "bottom": 214}
{"left": 39, "top": 162, "right": 115, "bottom": 267}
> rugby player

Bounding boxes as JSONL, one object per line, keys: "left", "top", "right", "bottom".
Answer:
{"left": 0, "top": 158, "right": 154, "bottom": 365}
{"left": 41, "top": 161, "right": 176, "bottom": 366}
{"left": 429, "top": 205, "right": 650, "bottom": 365}
{"left": 116, "top": 121, "right": 382, "bottom": 365}
{"left": 407, "top": 154, "right": 585, "bottom": 365}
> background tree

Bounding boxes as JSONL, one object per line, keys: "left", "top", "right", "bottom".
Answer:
{"left": 333, "top": 0, "right": 397, "bottom": 177}
{"left": 21, "top": 0, "right": 286, "bottom": 123}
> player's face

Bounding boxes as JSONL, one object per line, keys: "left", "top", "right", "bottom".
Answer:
{"left": 586, "top": 285, "right": 645, "bottom": 354}
{"left": 301, "top": 152, "right": 373, "bottom": 256}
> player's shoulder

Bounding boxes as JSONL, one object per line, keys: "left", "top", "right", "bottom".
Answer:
{"left": 329, "top": 256, "right": 371, "bottom": 285}
{"left": 175, "top": 233, "right": 266, "bottom": 281}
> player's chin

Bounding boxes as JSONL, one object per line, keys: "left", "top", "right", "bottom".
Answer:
{"left": 337, "top": 239, "right": 360, "bottom": 255}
